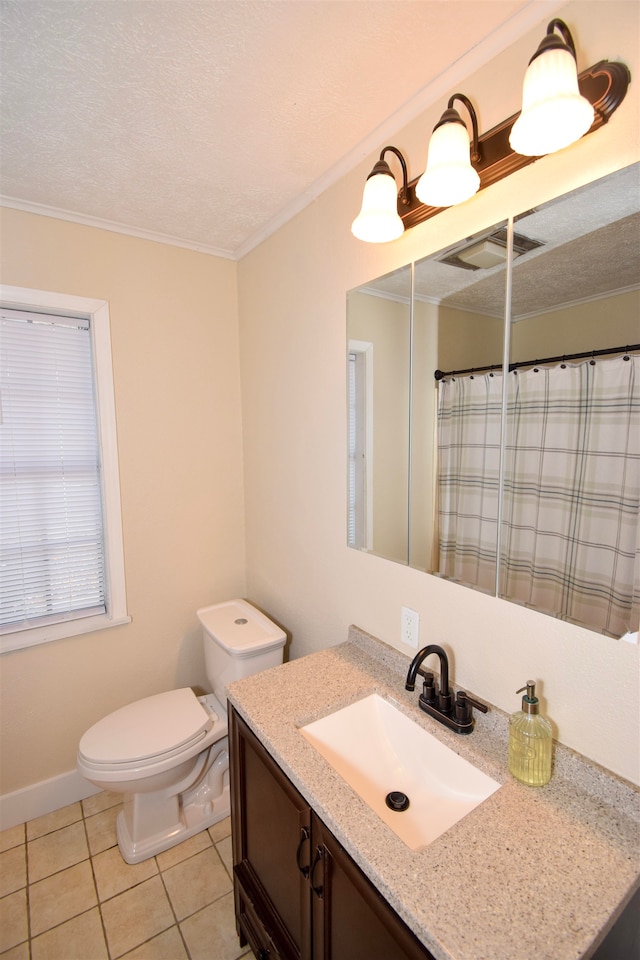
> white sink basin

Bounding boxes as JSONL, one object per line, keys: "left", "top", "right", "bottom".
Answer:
{"left": 300, "top": 694, "right": 500, "bottom": 850}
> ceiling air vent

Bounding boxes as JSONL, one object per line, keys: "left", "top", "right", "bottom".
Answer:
{"left": 439, "top": 227, "right": 545, "bottom": 271}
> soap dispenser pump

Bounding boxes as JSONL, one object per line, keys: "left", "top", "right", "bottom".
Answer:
{"left": 508, "top": 681, "right": 552, "bottom": 786}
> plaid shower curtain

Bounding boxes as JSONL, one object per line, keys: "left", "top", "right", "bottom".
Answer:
{"left": 436, "top": 371, "right": 503, "bottom": 593}
{"left": 500, "top": 354, "right": 640, "bottom": 637}
{"left": 437, "top": 355, "right": 640, "bottom": 636}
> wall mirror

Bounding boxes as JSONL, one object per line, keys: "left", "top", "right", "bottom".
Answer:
{"left": 347, "top": 163, "right": 639, "bottom": 638}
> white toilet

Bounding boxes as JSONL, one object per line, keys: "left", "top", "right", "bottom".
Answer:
{"left": 77, "top": 599, "right": 286, "bottom": 863}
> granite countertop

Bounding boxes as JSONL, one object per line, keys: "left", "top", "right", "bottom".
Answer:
{"left": 226, "top": 626, "right": 640, "bottom": 960}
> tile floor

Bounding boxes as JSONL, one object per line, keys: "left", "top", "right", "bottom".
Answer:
{"left": 0, "top": 791, "right": 251, "bottom": 960}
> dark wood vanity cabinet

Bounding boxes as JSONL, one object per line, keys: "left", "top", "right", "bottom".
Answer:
{"left": 230, "top": 705, "right": 310, "bottom": 960}
{"left": 230, "top": 706, "right": 435, "bottom": 960}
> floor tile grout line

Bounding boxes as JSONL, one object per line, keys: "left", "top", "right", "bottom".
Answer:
{"left": 81, "top": 802, "right": 113, "bottom": 960}
{"left": 155, "top": 863, "right": 193, "bottom": 960}
{"left": 23, "top": 819, "right": 32, "bottom": 951}
{"left": 29, "top": 905, "right": 103, "bottom": 955}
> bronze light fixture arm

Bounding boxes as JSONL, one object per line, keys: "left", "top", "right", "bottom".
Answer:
{"left": 550, "top": 18, "right": 576, "bottom": 54}
{"left": 370, "top": 145, "right": 410, "bottom": 206}
{"left": 440, "top": 93, "right": 481, "bottom": 165}
{"left": 532, "top": 18, "right": 579, "bottom": 62}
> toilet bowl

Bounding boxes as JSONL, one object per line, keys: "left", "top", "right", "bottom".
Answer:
{"left": 77, "top": 599, "right": 286, "bottom": 863}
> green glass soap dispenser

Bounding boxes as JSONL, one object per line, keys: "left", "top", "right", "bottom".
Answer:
{"left": 508, "top": 681, "right": 552, "bottom": 786}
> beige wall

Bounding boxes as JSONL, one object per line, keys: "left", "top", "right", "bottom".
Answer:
{"left": 0, "top": 213, "right": 246, "bottom": 794}
{"left": 238, "top": 0, "right": 640, "bottom": 785}
{"left": 511, "top": 289, "right": 640, "bottom": 362}
{"left": 438, "top": 305, "right": 503, "bottom": 372}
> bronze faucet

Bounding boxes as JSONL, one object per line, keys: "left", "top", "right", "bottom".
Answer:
{"left": 405, "top": 644, "right": 488, "bottom": 734}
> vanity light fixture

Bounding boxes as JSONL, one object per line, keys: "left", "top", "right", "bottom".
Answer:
{"left": 415, "top": 94, "right": 480, "bottom": 208}
{"left": 509, "top": 19, "right": 595, "bottom": 156}
{"left": 351, "top": 19, "right": 630, "bottom": 243}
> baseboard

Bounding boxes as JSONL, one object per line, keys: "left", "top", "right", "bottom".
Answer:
{"left": 0, "top": 769, "right": 101, "bottom": 831}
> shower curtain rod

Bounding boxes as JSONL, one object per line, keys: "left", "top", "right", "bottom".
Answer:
{"left": 434, "top": 343, "right": 640, "bottom": 381}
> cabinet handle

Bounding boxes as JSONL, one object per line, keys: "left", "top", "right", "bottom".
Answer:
{"left": 257, "top": 950, "right": 270, "bottom": 960}
{"left": 296, "top": 825, "right": 310, "bottom": 877}
{"left": 310, "top": 845, "right": 324, "bottom": 899}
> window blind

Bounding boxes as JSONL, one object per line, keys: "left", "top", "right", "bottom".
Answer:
{"left": 0, "top": 308, "right": 107, "bottom": 631}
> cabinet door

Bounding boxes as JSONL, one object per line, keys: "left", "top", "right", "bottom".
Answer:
{"left": 230, "top": 707, "right": 312, "bottom": 960}
{"left": 311, "top": 816, "right": 436, "bottom": 960}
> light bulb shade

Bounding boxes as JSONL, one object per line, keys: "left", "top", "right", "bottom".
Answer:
{"left": 351, "top": 171, "right": 404, "bottom": 243}
{"left": 415, "top": 119, "right": 480, "bottom": 208}
{"left": 509, "top": 47, "right": 594, "bottom": 156}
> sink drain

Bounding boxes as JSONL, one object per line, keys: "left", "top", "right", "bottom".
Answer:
{"left": 385, "top": 791, "right": 410, "bottom": 812}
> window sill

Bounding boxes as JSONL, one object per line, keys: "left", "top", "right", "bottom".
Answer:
{"left": 0, "top": 613, "right": 132, "bottom": 654}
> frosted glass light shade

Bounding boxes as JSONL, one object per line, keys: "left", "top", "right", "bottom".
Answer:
{"left": 415, "top": 121, "right": 480, "bottom": 208}
{"left": 351, "top": 172, "right": 404, "bottom": 243}
{"left": 509, "top": 47, "right": 594, "bottom": 156}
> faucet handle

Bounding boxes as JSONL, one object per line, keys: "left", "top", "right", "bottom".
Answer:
{"left": 457, "top": 690, "right": 488, "bottom": 715}
{"left": 455, "top": 691, "right": 471, "bottom": 723}
{"left": 421, "top": 671, "right": 437, "bottom": 704}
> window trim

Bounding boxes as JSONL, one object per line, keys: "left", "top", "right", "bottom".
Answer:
{"left": 0, "top": 285, "right": 130, "bottom": 652}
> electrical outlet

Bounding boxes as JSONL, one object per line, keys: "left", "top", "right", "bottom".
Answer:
{"left": 401, "top": 606, "right": 419, "bottom": 649}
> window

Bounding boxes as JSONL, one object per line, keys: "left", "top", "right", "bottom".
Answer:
{"left": 347, "top": 340, "right": 373, "bottom": 550}
{"left": 0, "top": 286, "right": 129, "bottom": 652}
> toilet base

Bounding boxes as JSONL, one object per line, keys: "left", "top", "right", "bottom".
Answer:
{"left": 115, "top": 735, "right": 231, "bottom": 864}
{"left": 116, "top": 783, "right": 231, "bottom": 863}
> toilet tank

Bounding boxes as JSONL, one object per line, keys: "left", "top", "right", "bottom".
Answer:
{"left": 197, "top": 599, "right": 286, "bottom": 706}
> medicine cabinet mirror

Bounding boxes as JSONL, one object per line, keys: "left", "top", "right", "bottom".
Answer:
{"left": 347, "top": 163, "right": 639, "bottom": 638}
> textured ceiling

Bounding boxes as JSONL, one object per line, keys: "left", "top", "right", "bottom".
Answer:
{"left": 0, "top": 0, "right": 538, "bottom": 259}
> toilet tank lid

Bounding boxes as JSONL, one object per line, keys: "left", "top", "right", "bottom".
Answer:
{"left": 78, "top": 688, "right": 210, "bottom": 764}
{"left": 197, "top": 599, "right": 286, "bottom": 654}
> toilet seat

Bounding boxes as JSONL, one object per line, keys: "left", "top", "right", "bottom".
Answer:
{"left": 78, "top": 688, "right": 212, "bottom": 768}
